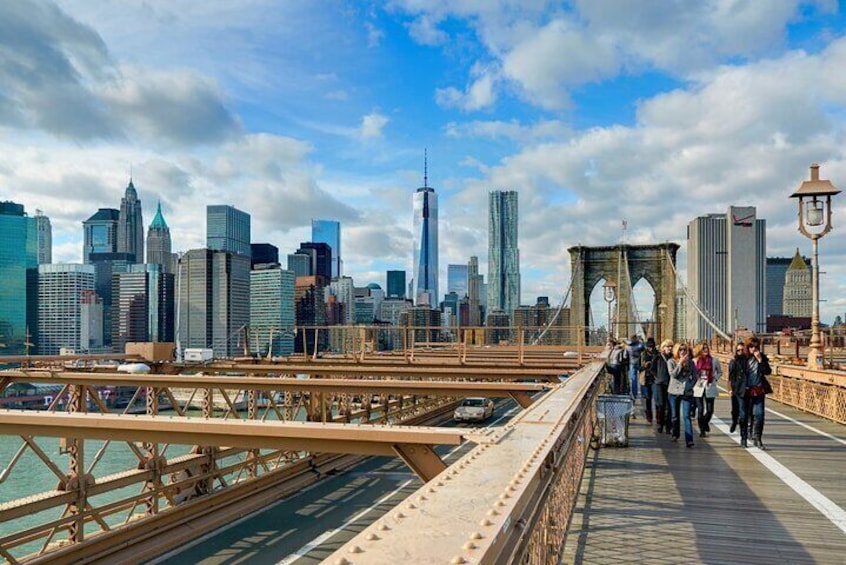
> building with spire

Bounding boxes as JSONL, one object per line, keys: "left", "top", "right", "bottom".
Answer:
{"left": 488, "top": 190, "right": 520, "bottom": 321}
{"left": 117, "top": 179, "right": 144, "bottom": 263}
{"left": 146, "top": 202, "right": 174, "bottom": 273}
{"left": 412, "top": 152, "right": 438, "bottom": 306}
{"left": 783, "top": 248, "right": 812, "bottom": 318}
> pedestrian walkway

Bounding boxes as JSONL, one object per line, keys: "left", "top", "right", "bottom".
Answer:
{"left": 562, "top": 396, "right": 846, "bottom": 564}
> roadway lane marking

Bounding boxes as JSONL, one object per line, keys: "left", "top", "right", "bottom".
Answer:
{"left": 712, "top": 416, "right": 846, "bottom": 535}
{"left": 717, "top": 386, "right": 846, "bottom": 444}
{"left": 280, "top": 404, "right": 522, "bottom": 564}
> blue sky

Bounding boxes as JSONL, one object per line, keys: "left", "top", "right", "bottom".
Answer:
{"left": 3, "top": 0, "right": 846, "bottom": 325}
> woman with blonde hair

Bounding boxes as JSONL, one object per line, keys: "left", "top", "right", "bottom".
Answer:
{"left": 667, "top": 342, "right": 697, "bottom": 447}
{"left": 692, "top": 341, "right": 722, "bottom": 437}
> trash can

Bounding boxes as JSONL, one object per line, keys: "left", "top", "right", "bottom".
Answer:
{"left": 596, "top": 394, "right": 634, "bottom": 447}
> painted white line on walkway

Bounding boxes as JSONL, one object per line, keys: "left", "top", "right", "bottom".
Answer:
{"left": 765, "top": 406, "right": 846, "bottom": 446}
{"left": 712, "top": 416, "right": 846, "bottom": 535}
{"left": 279, "top": 405, "right": 521, "bottom": 564}
{"left": 716, "top": 386, "right": 846, "bottom": 445}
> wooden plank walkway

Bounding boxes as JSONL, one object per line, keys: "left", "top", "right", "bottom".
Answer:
{"left": 562, "top": 395, "right": 846, "bottom": 564}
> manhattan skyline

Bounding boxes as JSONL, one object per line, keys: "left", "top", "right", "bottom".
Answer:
{"left": 2, "top": 2, "right": 846, "bottom": 321}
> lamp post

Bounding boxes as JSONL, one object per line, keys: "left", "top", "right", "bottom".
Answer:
{"left": 657, "top": 302, "right": 668, "bottom": 343}
{"left": 603, "top": 280, "right": 617, "bottom": 341}
{"left": 789, "top": 163, "right": 840, "bottom": 369}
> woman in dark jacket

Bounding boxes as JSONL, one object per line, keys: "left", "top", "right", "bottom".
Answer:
{"left": 652, "top": 339, "right": 673, "bottom": 434}
{"left": 740, "top": 336, "right": 772, "bottom": 449}
{"left": 727, "top": 343, "right": 747, "bottom": 434}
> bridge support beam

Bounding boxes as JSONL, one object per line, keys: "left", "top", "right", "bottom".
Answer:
{"left": 392, "top": 443, "right": 447, "bottom": 482}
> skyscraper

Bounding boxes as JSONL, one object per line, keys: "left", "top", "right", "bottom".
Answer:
{"left": 207, "top": 205, "right": 251, "bottom": 257}
{"left": 35, "top": 209, "right": 51, "bottom": 265}
{"left": 0, "top": 202, "right": 37, "bottom": 355}
{"left": 251, "top": 243, "right": 279, "bottom": 267}
{"left": 467, "top": 256, "right": 482, "bottom": 326}
{"left": 287, "top": 253, "right": 312, "bottom": 277}
{"left": 146, "top": 202, "right": 174, "bottom": 273}
{"left": 767, "top": 255, "right": 811, "bottom": 317}
{"left": 83, "top": 208, "right": 120, "bottom": 263}
{"left": 112, "top": 264, "right": 175, "bottom": 351}
{"left": 783, "top": 248, "right": 812, "bottom": 318}
{"left": 178, "top": 249, "right": 250, "bottom": 358}
{"left": 487, "top": 190, "right": 520, "bottom": 320}
{"left": 117, "top": 179, "right": 144, "bottom": 263}
{"left": 37, "top": 264, "right": 96, "bottom": 354}
{"left": 250, "top": 265, "right": 295, "bottom": 357}
{"left": 687, "top": 206, "right": 766, "bottom": 339}
{"left": 386, "top": 270, "right": 406, "bottom": 299}
{"left": 312, "top": 219, "right": 342, "bottom": 278}
{"left": 447, "top": 264, "right": 469, "bottom": 297}
{"left": 412, "top": 160, "right": 438, "bottom": 306}
{"left": 296, "top": 242, "right": 332, "bottom": 283}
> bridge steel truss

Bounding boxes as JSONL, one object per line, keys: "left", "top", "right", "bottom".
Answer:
{"left": 0, "top": 359, "right": 562, "bottom": 564}
{"left": 327, "top": 362, "right": 604, "bottom": 565}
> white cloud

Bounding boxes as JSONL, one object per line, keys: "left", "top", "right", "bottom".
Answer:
{"left": 436, "top": 64, "right": 499, "bottom": 111}
{"left": 365, "top": 21, "right": 385, "bottom": 48}
{"left": 360, "top": 112, "right": 390, "bottom": 139}
{"left": 407, "top": 13, "right": 448, "bottom": 46}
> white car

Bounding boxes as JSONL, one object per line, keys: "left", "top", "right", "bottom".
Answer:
{"left": 453, "top": 397, "right": 495, "bottom": 423}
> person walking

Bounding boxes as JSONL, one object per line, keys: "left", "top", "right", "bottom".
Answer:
{"left": 692, "top": 342, "right": 722, "bottom": 437}
{"left": 667, "top": 342, "right": 697, "bottom": 447}
{"left": 741, "top": 336, "right": 772, "bottom": 449}
{"left": 639, "top": 337, "right": 658, "bottom": 423}
{"left": 652, "top": 339, "right": 674, "bottom": 434}
{"left": 727, "top": 342, "right": 746, "bottom": 434}
{"left": 605, "top": 340, "right": 627, "bottom": 394}
{"left": 626, "top": 335, "right": 645, "bottom": 402}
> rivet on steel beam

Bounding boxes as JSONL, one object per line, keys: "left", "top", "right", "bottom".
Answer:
{"left": 417, "top": 495, "right": 427, "bottom": 502}
{"left": 427, "top": 487, "right": 436, "bottom": 493}
{"left": 366, "top": 533, "right": 380, "bottom": 541}
{"left": 471, "top": 532, "right": 484, "bottom": 539}
{"left": 377, "top": 523, "right": 390, "bottom": 531}
{"left": 436, "top": 481, "right": 444, "bottom": 487}
{"left": 348, "top": 545, "right": 364, "bottom": 554}
{"left": 463, "top": 541, "right": 477, "bottom": 550}
{"left": 450, "top": 556, "right": 467, "bottom": 564}
{"left": 500, "top": 492, "right": 511, "bottom": 499}
{"left": 487, "top": 509, "right": 499, "bottom": 516}
{"left": 334, "top": 558, "right": 351, "bottom": 565}
{"left": 396, "top": 512, "right": 406, "bottom": 519}
{"left": 407, "top": 503, "right": 417, "bottom": 509}
{"left": 496, "top": 500, "right": 506, "bottom": 507}
{"left": 479, "top": 519, "right": 493, "bottom": 526}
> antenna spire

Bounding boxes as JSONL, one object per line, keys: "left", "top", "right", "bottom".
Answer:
{"left": 424, "top": 149, "right": 428, "bottom": 188}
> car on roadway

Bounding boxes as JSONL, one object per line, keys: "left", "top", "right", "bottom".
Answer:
{"left": 453, "top": 397, "right": 495, "bottom": 423}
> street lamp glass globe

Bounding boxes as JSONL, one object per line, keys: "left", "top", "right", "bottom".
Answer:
{"left": 806, "top": 200, "right": 824, "bottom": 227}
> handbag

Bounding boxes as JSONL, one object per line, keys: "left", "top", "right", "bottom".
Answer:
{"left": 762, "top": 375, "right": 773, "bottom": 395}
{"left": 668, "top": 376, "right": 686, "bottom": 396}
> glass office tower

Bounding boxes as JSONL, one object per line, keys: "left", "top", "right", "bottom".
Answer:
{"left": 487, "top": 190, "right": 520, "bottom": 320}
{"left": 207, "top": 205, "right": 251, "bottom": 257}
{"left": 312, "top": 219, "right": 342, "bottom": 278}
{"left": 413, "top": 184, "right": 438, "bottom": 307}
{"left": 0, "top": 202, "right": 38, "bottom": 355}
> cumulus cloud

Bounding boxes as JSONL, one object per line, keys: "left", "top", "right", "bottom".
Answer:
{"left": 360, "top": 112, "right": 390, "bottom": 138}
{"left": 436, "top": 64, "right": 499, "bottom": 111}
{"left": 0, "top": 1, "right": 239, "bottom": 145}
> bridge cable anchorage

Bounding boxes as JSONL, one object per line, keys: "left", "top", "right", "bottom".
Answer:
{"left": 532, "top": 248, "right": 581, "bottom": 346}
{"left": 665, "top": 248, "right": 732, "bottom": 340}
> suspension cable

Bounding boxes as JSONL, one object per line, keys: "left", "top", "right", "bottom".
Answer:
{"left": 532, "top": 249, "right": 581, "bottom": 345}
{"left": 665, "top": 248, "right": 731, "bottom": 340}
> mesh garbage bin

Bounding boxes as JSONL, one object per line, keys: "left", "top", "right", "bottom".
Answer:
{"left": 596, "top": 394, "right": 634, "bottom": 447}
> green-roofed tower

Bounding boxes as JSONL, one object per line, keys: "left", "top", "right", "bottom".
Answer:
{"left": 146, "top": 202, "right": 174, "bottom": 273}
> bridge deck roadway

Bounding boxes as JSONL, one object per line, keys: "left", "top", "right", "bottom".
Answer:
{"left": 562, "top": 394, "right": 846, "bottom": 564}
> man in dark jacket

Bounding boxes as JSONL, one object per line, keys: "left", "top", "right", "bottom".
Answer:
{"left": 739, "top": 336, "right": 772, "bottom": 449}
{"left": 639, "top": 337, "right": 658, "bottom": 423}
{"left": 652, "top": 339, "right": 673, "bottom": 433}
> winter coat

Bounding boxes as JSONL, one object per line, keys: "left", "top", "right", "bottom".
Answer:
{"left": 667, "top": 357, "right": 697, "bottom": 397}
{"left": 692, "top": 355, "right": 723, "bottom": 398}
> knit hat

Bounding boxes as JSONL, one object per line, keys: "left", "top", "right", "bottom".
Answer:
{"left": 646, "top": 337, "right": 656, "bottom": 347}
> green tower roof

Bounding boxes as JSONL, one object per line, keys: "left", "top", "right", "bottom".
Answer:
{"left": 149, "top": 201, "right": 168, "bottom": 230}
{"left": 787, "top": 248, "right": 807, "bottom": 271}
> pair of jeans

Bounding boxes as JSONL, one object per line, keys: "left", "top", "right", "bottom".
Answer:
{"left": 669, "top": 394, "right": 694, "bottom": 444}
{"left": 641, "top": 382, "right": 653, "bottom": 422}
{"left": 738, "top": 394, "right": 765, "bottom": 440}
{"left": 608, "top": 365, "right": 625, "bottom": 394}
{"left": 695, "top": 396, "right": 715, "bottom": 433}
{"left": 629, "top": 365, "right": 640, "bottom": 399}
{"left": 653, "top": 383, "right": 669, "bottom": 432}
